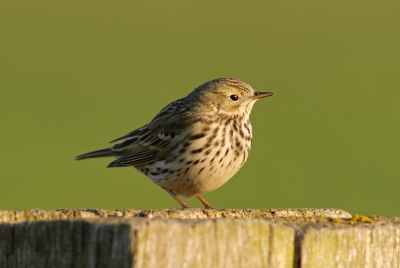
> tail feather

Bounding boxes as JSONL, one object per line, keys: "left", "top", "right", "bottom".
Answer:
{"left": 75, "top": 148, "right": 115, "bottom": 160}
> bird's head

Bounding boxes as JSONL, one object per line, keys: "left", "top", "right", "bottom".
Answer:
{"left": 187, "top": 77, "right": 273, "bottom": 117}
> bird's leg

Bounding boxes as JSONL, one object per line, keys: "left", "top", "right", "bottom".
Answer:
{"left": 196, "top": 195, "right": 215, "bottom": 209}
{"left": 162, "top": 187, "right": 191, "bottom": 209}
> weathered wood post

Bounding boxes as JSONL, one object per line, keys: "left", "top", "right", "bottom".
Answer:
{"left": 0, "top": 208, "right": 399, "bottom": 268}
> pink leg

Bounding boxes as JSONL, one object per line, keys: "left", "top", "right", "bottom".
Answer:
{"left": 196, "top": 195, "right": 215, "bottom": 209}
{"left": 162, "top": 187, "right": 191, "bottom": 208}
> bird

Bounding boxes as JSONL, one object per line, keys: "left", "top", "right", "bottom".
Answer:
{"left": 75, "top": 77, "right": 273, "bottom": 209}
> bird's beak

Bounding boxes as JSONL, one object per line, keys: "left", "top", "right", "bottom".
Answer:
{"left": 252, "top": 91, "right": 274, "bottom": 99}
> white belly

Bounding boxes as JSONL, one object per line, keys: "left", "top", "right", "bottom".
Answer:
{"left": 137, "top": 119, "right": 252, "bottom": 197}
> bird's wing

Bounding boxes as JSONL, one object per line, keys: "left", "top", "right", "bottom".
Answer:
{"left": 108, "top": 99, "right": 192, "bottom": 167}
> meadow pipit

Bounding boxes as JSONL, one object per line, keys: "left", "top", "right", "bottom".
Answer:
{"left": 75, "top": 77, "right": 273, "bottom": 209}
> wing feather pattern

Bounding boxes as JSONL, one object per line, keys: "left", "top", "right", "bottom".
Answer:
{"left": 106, "top": 98, "right": 191, "bottom": 167}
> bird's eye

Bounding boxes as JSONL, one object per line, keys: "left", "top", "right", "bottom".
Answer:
{"left": 230, "top": 94, "right": 239, "bottom": 101}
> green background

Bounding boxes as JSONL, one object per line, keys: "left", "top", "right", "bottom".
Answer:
{"left": 1, "top": 1, "right": 399, "bottom": 217}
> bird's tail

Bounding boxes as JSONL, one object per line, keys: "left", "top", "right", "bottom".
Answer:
{"left": 75, "top": 148, "right": 115, "bottom": 160}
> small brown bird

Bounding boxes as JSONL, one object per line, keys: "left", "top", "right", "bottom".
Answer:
{"left": 75, "top": 77, "right": 273, "bottom": 209}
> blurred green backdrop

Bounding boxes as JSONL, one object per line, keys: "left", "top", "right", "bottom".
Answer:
{"left": 1, "top": 1, "right": 399, "bottom": 217}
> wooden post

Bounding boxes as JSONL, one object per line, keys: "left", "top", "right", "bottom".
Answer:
{"left": 0, "top": 209, "right": 399, "bottom": 268}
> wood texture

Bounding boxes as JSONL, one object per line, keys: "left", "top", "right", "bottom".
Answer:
{"left": 298, "top": 218, "right": 400, "bottom": 268}
{"left": 0, "top": 209, "right": 399, "bottom": 268}
{"left": 0, "top": 208, "right": 351, "bottom": 222}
